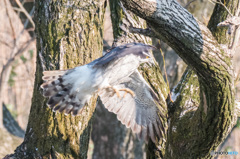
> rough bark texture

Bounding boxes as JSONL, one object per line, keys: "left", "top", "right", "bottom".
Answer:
{"left": 7, "top": 0, "right": 106, "bottom": 158}
{"left": 154, "top": 0, "right": 214, "bottom": 90}
{"left": 121, "top": 0, "right": 237, "bottom": 158}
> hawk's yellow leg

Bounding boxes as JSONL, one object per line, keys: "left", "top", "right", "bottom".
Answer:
{"left": 119, "top": 88, "right": 135, "bottom": 98}
{"left": 107, "top": 86, "right": 135, "bottom": 98}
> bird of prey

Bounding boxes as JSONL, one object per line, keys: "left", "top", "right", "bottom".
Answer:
{"left": 41, "top": 43, "right": 164, "bottom": 142}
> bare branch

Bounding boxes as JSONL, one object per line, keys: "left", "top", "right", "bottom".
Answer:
{"left": 129, "top": 27, "right": 157, "bottom": 38}
{"left": 12, "top": 7, "right": 22, "bottom": 12}
{"left": 0, "top": 38, "right": 35, "bottom": 92}
{"left": 0, "top": 40, "right": 13, "bottom": 49}
{"left": 217, "top": 16, "right": 240, "bottom": 51}
{"left": 15, "top": 0, "right": 35, "bottom": 29}
{"left": 184, "top": 0, "right": 197, "bottom": 9}
{"left": 3, "top": 0, "right": 16, "bottom": 45}
{"left": 209, "top": 0, "right": 233, "bottom": 17}
{"left": 24, "top": 6, "right": 35, "bottom": 29}
{"left": 217, "top": 16, "right": 240, "bottom": 27}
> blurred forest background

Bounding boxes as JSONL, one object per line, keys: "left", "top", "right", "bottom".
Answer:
{"left": 0, "top": 0, "right": 239, "bottom": 158}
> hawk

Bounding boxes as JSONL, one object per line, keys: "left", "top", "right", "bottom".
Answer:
{"left": 41, "top": 43, "right": 164, "bottom": 142}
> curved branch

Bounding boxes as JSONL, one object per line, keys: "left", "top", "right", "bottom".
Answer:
{"left": 120, "top": 0, "right": 235, "bottom": 158}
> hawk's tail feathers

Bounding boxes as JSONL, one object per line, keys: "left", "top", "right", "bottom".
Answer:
{"left": 41, "top": 70, "right": 68, "bottom": 97}
{"left": 41, "top": 70, "right": 83, "bottom": 115}
{"left": 42, "top": 70, "right": 67, "bottom": 81}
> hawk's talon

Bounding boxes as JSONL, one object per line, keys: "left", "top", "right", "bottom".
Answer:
{"left": 107, "top": 86, "right": 121, "bottom": 98}
{"left": 107, "top": 86, "right": 135, "bottom": 99}
{"left": 119, "top": 88, "right": 135, "bottom": 98}
{"left": 112, "top": 87, "right": 121, "bottom": 98}
{"left": 123, "top": 92, "right": 128, "bottom": 98}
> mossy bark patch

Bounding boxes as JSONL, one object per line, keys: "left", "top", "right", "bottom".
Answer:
{"left": 10, "top": 0, "right": 106, "bottom": 158}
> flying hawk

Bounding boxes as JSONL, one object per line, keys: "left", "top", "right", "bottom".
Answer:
{"left": 41, "top": 43, "right": 164, "bottom": 142}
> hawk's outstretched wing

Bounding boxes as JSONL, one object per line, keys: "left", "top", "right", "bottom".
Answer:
{"left": 98, "top": 70, "right": 164, "bottom": 143}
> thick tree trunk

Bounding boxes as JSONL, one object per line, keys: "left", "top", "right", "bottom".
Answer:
{"left": 120, "top": 0, "right": 238, "bottom": 158}
{"left": 7, "top": 0, "right": 106, "bottom": 158}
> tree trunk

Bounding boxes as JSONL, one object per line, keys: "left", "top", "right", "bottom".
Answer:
{"left": 7, "top": 0, "right": 106, "bottom": 158}
{"left": 120, "top": 0, "right": 238, "bottom": 158}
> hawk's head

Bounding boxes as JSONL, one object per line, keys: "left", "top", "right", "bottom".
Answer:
{"left": 130, "top": 43, "right": 156, "bottom": 65}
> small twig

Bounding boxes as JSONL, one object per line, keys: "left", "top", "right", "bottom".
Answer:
{"left": 129, "top": 27, "right": 157, "bottom": 39}
{"left": 24, "top": 6, "right": 35, "bottom": 29}
{"left": 26, "top": 28, "right": 35, "bottom": 32}
{"left": 0, "top": 38, "right": 34, "bottom": 129}
{"left": 15, "top": 0, "right": 35, "bottom": 29}
{"left": 16, "top": 6, "right": 36, "bottom": 43}
{"left": 4, "top": 0, "right": 16, "bottom": 45}
{"left": 218, "top": 16, "right": 240, "bottom": 51}
{"left": 12, "top": 7, "right": 22, "bottom": 12}
{"left": 184, "top": 0, "right": 197, "bottom": 9}
{"left": 0, "top": 38, "right": 35, "bottom": 91}
{"left": 0, "top": 40, "right": 13, "bottom": 49}
{"left": 209, "top": 0, "right": 233, "bottom": 17}
{"left": 159, "top": 46, "right": 173, "bottom": 103}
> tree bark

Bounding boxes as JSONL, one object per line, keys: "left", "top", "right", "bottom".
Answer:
{"left": 120, "top": 0, "right": 238, "bottom": 158}
{"left": 7, "top": 0, "right": 106, "bottom": 158}
{"left": 154, "top": 0, "right": 214, "bottom": 90}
